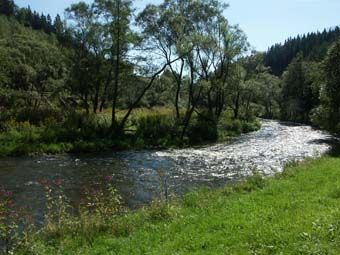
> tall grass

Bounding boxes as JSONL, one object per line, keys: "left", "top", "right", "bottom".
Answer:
{"left": 0, "top": 108, "right": 261, "bottom": 156}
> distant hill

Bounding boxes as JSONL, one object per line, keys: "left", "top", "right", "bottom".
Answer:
{"left": 0, "top": 14, "right": 69, "bottom": 111}
{"left": 264, "top": 26, "right": 340, "bottom": 76}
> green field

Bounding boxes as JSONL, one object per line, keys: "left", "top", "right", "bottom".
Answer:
{"left": 14, "top": 156, "right": 340, "bottom": 254}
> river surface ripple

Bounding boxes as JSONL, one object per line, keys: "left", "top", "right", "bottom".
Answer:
{"left": 0, "top": 120, "right": 335, "bottom": 221}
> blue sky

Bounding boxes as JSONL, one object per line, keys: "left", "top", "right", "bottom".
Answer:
{"left": 16, "top": 0, "right": 340, "bottom": 51}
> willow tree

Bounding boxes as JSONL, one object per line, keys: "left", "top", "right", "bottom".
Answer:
{"left": 137, "top": 0, "right": 248, "bottom": 142}
{"left": 136, "top": 3, "right": 186, "bottom": 119}
{"left": 91, "top": 0, "right": 134, "bottom": 130}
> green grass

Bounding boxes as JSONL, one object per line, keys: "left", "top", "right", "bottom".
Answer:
{"left": 15, "top": 157, "right": 340, "bottom": 254}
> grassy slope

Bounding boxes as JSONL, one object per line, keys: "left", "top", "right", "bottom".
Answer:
{"left": 25, "top": 157, "right": 340, "bottom": 254}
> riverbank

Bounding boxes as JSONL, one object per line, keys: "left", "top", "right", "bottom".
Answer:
{"left": 9, "top": 156, "right": 340, "bottom": 254}
{"left": 0, "top": 108, "right": 261, "bottom": 157}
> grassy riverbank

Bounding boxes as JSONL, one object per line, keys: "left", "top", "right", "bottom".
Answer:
{"left": 0, "top": 108, "right": 260, "bottom": 157}
{"left": 9, "top": 156, "right": 340, "bottom": 254}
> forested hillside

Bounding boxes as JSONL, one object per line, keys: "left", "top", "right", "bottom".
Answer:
{"left": 0, "top": 15, "right": 68, "bottom": 119}
{"left": 264, "top": 26, "right": 340, "bottom": 76}
{"left": 263, "top": 27, "right": 340, "bottom": 128}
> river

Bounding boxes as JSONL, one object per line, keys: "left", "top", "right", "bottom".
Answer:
{"left": 0, "top": 120, "right": 335, "bottom": 223}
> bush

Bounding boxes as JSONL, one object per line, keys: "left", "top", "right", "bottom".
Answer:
{"left": 222, "top": 119, "right": 243, "bottom": 135}
{"left": 242, "top": 120, "right": 261, "bottom": 133}
{"left": 135, "top": 114, "right": 179, "bottom": 147}
{"left": 16, "top": 107, "right": 64, "bottom": 125}
{"left": 0, "top": 108, "right": 261, "bottom": 156}
{"left": 187, "top": 117, "right": 218, "bottom": 145}
{"left": 218, "top": 116, "right": 261, "bottom": 139}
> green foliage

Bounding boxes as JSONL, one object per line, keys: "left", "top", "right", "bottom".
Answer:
{"left": 281, "top": 55, "right": 319, "bottom": 123}
{"left": 0, "top": 112, "right": 114, "bottom": 156}
{"left": 218, "top": 113, "right": 261, "bottom": 139}
{"left": 0, "top": 0, "right": 15, "bottom": 17}
{"left": 133, "top": 112, "right": 260, "bottom": 149}
{"left": 135, "top": 114, "right": 179, "bottom": 147}
{"left": 187, "top": 117, "right": 218, "bottom": 145}
{"left": 242, "top": 120, "right": 261, "bottom": 133}
{"left": 0, "top": 16, "right": 68, "bottom": 119}
{"left": 0, "top": 109, "right": 260, "bottom": 156}
{"left": 263, "top": 31, "right": 340, "bottom": 128}
{"left": 0, "top": 0, "right": 263, "bottom": 156}
{"left": 265, "top": 26, "right": 340, "bottom": 76}
{"left": 321, "top": 39, "right": 340, "bottom": 132}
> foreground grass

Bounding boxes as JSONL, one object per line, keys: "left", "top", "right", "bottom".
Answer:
{"left": 16, "top": 157, "right": 340, "bottom": 254}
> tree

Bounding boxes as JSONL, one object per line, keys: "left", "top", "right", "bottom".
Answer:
{"left": 137, "top": 0, "right": 248, "bottom": 142}
{"left": 94, "top": 0, "right": 135, "bottom": 130}
{"left": 264, "top": 26, "right": 340, "bottom": 76}
{"left": 0, "top": 30, "right": 67, "bottom": 115}
{"left": 46, "top": 14, "right": 53, "bottom": 33}
{"left": 0, "top": 0, "right": 15, "bottom": 17}
{"left": 255, "top": 73, "right": 281, "bottom": 118}
{"left": 53, "top": 14, "right": 64, "bottom": 38}
{"left": 280, "top": 55, "right": 316, "bottom": 123}
{"left": 136, "top": 3, "right": 185, "bottom": 119}
{"left": 66, "top": 2, "right": 102, "bottom": 114}
{"left": 323, "top": 39, "right": 340, "bottom": 131}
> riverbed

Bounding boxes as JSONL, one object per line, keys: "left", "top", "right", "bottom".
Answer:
{"left": 0, "top": 120, "right": 335, "bottom": 223}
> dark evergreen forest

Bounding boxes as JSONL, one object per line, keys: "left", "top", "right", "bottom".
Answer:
{"left": 265, "top": 27, "right": 340, "bottom": 76}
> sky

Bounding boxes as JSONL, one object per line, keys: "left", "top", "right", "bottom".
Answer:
{"left": 15, "top": 0, "right": 340, "bottom": 52}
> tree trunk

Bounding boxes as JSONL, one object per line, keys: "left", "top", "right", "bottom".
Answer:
{"left": 111, "top": 0, "right": 121, "bottom": 131}
{"left": 171, "top": 58, "right": 184, "bottom": 119}
{"left": 84, "top": 92, "right": 89, "bottom": 114}
{"left": 93, "top": 62, "right": 102, "bottom": 114}
{"left": 233, "top": 91, "right": 240, "bottom": 119}
{"left": 93, "top": 88, "right": 99, "bottom": 114}
{"left": 180, "top": 58, "right": 202, "bottom": 144}
{"left": 119, "top": 57, "right": 183, "bottom": 131}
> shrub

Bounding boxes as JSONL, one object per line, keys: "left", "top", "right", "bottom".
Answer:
{"left": 16, "top": 107, "right": 64, "bottom": 125}
{"left": 135, "top": 114, "right": 179, "bottom": 147}
{"left": 188, "top": 117, "right": 218, "bottom": 145}
{"left": 242, "top": 120, "right": 261, "bottom": 133}
{"left": 222, "top": 119, "right": 243, "bottom": 135}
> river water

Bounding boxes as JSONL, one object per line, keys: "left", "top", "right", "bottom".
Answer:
{"left": 0, "top": 120, "right": 335, "bottom": 223}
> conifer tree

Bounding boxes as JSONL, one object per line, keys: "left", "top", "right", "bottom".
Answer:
{"left": 0, "top": 0, "right": 15, "bottom": 16}
{"left": 53, "top": 14, "right": 64, "bottom": 36}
